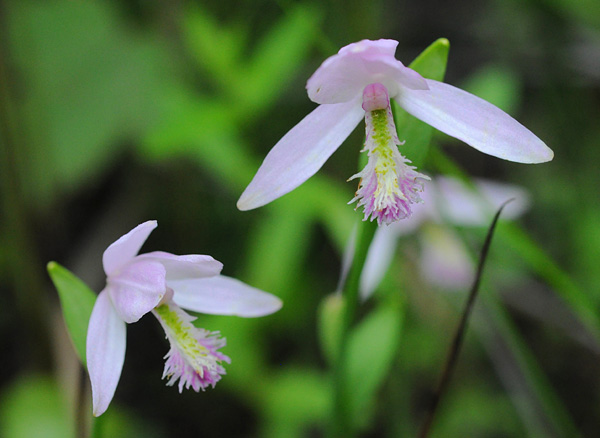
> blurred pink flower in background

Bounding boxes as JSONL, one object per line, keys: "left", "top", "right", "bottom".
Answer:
{"left": 359, "top": 177, "right": 529, "bottom": 297}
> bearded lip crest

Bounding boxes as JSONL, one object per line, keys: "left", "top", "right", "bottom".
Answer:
{"left": 349, "top": 83, "right": 430, "bottom": 225}
{"left": 153, "top": 302, "right": 230, "bottom": 392}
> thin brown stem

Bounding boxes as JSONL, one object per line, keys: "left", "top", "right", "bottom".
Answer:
{"left": 418, "top": 200, "right": 513, "bottom": 438}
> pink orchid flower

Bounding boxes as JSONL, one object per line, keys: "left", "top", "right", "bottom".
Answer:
{"left": 360, "top": 176, "right": 529, "bottom": 297}
{"left": 86, "top": 221, "right": 282, "bottom": 416}
{"left": 237, "top": 39, "right": 552, "bottom": 225}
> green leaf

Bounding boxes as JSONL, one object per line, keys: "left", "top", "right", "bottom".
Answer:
{"left": 183, "top": 6, "right": 245, "bottom": 86}
{"left": 182, "top": 4, "right": 319, "bottom": 118}
{"left": 47, "top": 262, "right": 97, "bottom": 365}
{"left": 299, "top": 175, "right": 356, "bottom": 250}
{"left": 140, "top": 91, "right": 253, "bottom": 193}
{"left": 343, "top": 303, "right": 404, "bottom": 430}
{"left": 409, "top": 38, "right": 451, "bottom": 81}
{"left": 240, "top": 5, "right": 320, "bottom": 115}
{"left": 392, "top": 38, "right": 450, "bottom": 168}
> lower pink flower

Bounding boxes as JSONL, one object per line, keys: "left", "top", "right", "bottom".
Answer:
{"left": 86, "top": 221, "right": 282, "bottom": 416}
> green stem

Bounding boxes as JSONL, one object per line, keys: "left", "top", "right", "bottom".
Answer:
{"left": 329, "top": 218, "right": 378, "bottom": 438}
{"left": 76, "top": 367, "right": 89, "bottom": 438}
{"left": 89, "top": 414, "right": 104, "bottom": 438}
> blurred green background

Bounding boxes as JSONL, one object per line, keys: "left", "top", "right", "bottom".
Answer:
{"left": 1, "top": 0, "right": 599, "bottom": 437}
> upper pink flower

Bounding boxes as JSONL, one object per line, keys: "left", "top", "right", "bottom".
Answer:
{"left": 237, "top": 39, "right": 553, "bottom": 217}
{"left": 87, "top": 221, "right": 282, "bottom": 416}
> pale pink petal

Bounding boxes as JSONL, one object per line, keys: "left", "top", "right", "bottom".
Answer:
{"left": 360, "top": 207, "right": 428, "bottom": 299}
{"left": 86, "top": 290, "right": 126, "bottom": 417}
{"left": 360, "top": 224, "right": 399, "bottom": 300}
{"left": 170, "top": 275, "right": 282, "bottom": 317}
{"left": 396, "top": 79, "right": 554, "bottom": 163}
{"left": 476, "top": 179, "right": 530, "bottom": 219}
{"left": 107, "top": 259, "right": 167, "bottom": 323}
{"left": 103, "top": 221, "right": 157, "bottom": 276}
{"left": 237, "top": 100, "right": 364, "bottom": 210}
{"left": 430, "top": 177, "right": 530, "bottom": 226}
{"left": 419, "top": 226, "right": 474, "bottom": 291}
{"left": 137, "top": 251, "right": 223, "bottom": 281}
{"left": 338, "top": 39, "right": 399, "bottom": 58}
{"left": 337, "top": 224, "right": 357, "bottom": 292}
{"left": 307, "top": 40, "right": 427, "bottom": 105}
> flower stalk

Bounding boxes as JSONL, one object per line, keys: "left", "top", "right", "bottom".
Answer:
{"left": 330, "top": 218, "right": 378, "bottom": 438}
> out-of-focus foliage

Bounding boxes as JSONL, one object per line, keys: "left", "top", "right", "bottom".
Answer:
{"left": 1, "top": 0, "right": 599, "bottom": 437}
{"left": 6, "top": 0, "right": 176, "bottom": 209}
{"left": 343, "top": 303, "right": 404, "bottom": 430}
{"left": 0, "top": 375, "right": 74, "bottom": 438}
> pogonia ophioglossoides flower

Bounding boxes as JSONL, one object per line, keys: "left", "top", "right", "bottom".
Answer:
{"left": 237, "top": 39, "right": 553, "bottom": 225}
{"left": 86, "top": 220, "right": 282, "bottom": 416}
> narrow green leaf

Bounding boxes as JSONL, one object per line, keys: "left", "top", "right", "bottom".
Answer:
{"left": 183, "top": 5, "right": 319, "bottom": 119}
{"left": 343, "top": 303, "right": 404, "bottom": 430}
{"left": 241, "top": 5, "right": 320, "bottom": 114}
{"left": 183, "top": 6, "right": 244, "bottom": 86}
{"left": 47, "top": 262, "right": 96, "bottom": 365}
{"left": 392, "top": 38, "right": 450, "bottom": 168}
{"left": 496, "top": 222, "right": 600, "bottom": 341}
{"left": 140, "top": 91, "right": 254, "bottom": 193}
{"left": 409, "top": 38, "right": 451, "bottom": 80}
{"left": 479, "top": 293, "right": 582, "bottom": 438}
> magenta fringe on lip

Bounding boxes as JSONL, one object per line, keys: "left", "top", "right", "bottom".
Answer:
{"left": 350, "top": 152, "right": 428, "bottom": 225}
{"left": 162, "top": 327, "right": 230, "bottom": 393}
